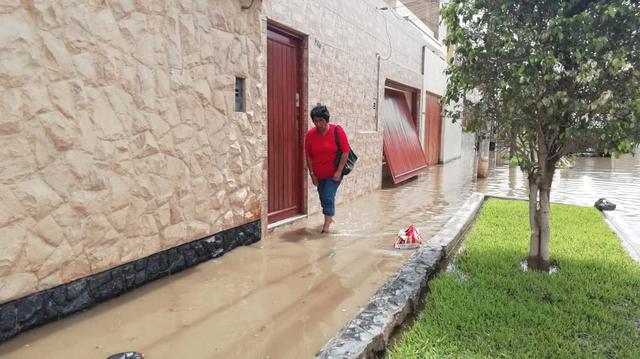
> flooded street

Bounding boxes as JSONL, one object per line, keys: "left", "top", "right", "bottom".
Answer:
{"left": 1, "top": 146, "right": 638, "bottom": 359}
{"left": 0, "top": 151, "right": 477, "bottom": 359}
{"left": 476, "top": 152, "right": 640, "bottom": 236}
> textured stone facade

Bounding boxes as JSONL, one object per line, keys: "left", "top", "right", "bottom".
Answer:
{"left": 0, "top": 0, "right": 264, "bottom": 304}
{"left": 264, "top": 0, "right": 427, "bottom": 213}
{"left": 1, "top": 0, "right": 436, "bottom": 311}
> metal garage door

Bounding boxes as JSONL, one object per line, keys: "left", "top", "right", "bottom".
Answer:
{"left": 382, "top": 89, "right": 428, "bottom": 184}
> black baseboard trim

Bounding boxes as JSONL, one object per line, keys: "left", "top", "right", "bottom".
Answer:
{"left": 0, "top": 220, "right": 261, "bottom": 343}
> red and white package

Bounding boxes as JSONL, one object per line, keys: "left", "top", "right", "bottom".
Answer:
{"left": 394, "top": 225, "right": 422, "bottom": 249}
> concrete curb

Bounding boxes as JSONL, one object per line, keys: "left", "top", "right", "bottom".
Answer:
{"left": 432, "top": 192, "right": 485, "bottom": 256}
{"left": 485, "top": 193, "right": 528, "bottom": 201}
{"left": 314, "top": 193, "right": 485, "bottom": 359}
{"left": 603, "top": 211, "right": 640, "bottom": 264}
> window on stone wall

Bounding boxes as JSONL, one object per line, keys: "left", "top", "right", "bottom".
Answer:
{"left": 235, "top": 77, "right": 246, "bottom": 112}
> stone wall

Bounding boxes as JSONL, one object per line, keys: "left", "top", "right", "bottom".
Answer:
{"left": 0, "top": 0, "right": 264, "bottom": 304}
{"left": 264, "top": 0, "right": 427, "bottom": 213}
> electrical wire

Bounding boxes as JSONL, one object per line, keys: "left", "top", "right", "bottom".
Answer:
{"left": 378, "top": 9, "right": 393, "bottom": 60}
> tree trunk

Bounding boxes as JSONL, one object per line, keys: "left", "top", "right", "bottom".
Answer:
{"left": 477, "top": 137, "right": 490, "bottom": 178}
{"left": 527, "top": 173, "right": 541, "bottom": 268}
{"left": 538, "top": 180, "right": 552, "bottom": 269}
{"left": 509, "top": 131, "right": 516, "bottom": 160}
{"left": 527, "top": 161, "right": 555, "bottom": 271}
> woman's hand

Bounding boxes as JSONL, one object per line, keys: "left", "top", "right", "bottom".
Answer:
{"left": 332, "top": 171, "right": 341, "bottom": 182}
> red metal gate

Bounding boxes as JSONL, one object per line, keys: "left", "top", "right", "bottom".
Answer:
{"left": 267, "top": 27, "right": 304, "bottom": 223}
{"left": 424, "top": 92, "right": 442, "bottom": 166}
{"left": 382, "top": 89, "right": 429, "bottom": 184}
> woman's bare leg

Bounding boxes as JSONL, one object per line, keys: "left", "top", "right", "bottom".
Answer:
{"left": 322, "top": 215, "right": 334, "bottom": 233}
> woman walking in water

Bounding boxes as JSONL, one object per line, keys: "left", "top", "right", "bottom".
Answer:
{"left": 305, "top": 104, "right": 351, "bottom": 233}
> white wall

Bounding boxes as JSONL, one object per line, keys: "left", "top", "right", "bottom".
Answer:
{"left": 441, "top": 116, "right": 464, "bottom": 163}
{"left": 423, "top": 48, "right": 447, "bottom": 96}
{"left": 422, "top": 42, "right": 464, "bottom": 163}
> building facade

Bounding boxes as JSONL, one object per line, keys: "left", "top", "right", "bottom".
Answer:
{"left": 0, "top": 0, "right": 469, "bottom": 340}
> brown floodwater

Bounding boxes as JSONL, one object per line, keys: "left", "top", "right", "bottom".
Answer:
{"left": 0, "top": 151, "right": 478, "bottom": 359}
{"left": 3, "top": 148, "right": 637, "bottom": 359}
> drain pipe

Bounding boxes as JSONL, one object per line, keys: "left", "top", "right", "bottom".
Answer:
{"left": 421, "top": 45, "right": 426, "bottom": 75}
{"left": 375, "top": 53, "right": 382, "bottom": 132}
{"left": 419, "top": 45, "right": 427, "bottom": 146}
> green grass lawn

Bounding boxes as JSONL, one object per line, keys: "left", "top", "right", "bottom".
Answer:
{"left": 390, "top": 199, "right": 640, "bottom": 359}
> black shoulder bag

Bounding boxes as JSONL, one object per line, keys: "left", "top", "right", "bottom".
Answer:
{"left": 334, "top": 125, "right": 358, "bottom": 176}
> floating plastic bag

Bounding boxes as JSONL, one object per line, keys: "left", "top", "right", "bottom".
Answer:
{"left": 107, "top": 353, "right": 144, "bottom": 359}
{"left": 394, "top": 225, "right": 422, "bottom": 249}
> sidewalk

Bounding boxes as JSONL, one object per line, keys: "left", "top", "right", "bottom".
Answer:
{"left": 0, "top": 155, "right": 477, "bottom": 359}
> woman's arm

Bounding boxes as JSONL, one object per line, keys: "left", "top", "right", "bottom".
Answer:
{"left": 307, "top": 156, "right": 318, "bottom": 186}
{"left": 333, "top": 152, "right": 348, "bottom": 181}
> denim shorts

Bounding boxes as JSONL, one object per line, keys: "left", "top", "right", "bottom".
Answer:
{"left": 317, "top": 178, "right": 342, "bottom": 216}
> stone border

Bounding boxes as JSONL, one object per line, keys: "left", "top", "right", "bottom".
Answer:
{"left": 314, "top": 193, "right": 485, "bottom": 358}
{"left": 430, "top": 193, "right": 485, "bottom": 256}
{"left": 603, "top": 211, "right": 640, "bottom": 264}
{"left": 485, "top": 193, "right": 528, "bottom": 201}
{"left": 0, "top": 220, "right": 261, "bottom": 343}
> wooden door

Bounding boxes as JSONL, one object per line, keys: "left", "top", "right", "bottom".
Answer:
{"left": 424, "top": 92, "right": 442, "bottom": 166}
{"left": 267, "top": 27, "right": 303, "bottom": 223}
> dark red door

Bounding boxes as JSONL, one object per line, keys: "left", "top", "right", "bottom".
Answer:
{"left": 424, "top": 92, "right": 442, "bottom": 166}
{"left": 267, "top": 27, "right": 303, "bottom": 223}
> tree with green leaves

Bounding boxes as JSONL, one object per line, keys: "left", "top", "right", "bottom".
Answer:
{"left": 442, "top": 0, "right": 640, "bottom": 270}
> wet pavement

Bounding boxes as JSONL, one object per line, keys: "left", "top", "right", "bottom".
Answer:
{"left": 2, "top": 148, "right": 638, "bottom": 359}
{"left": 0, "top": 151, "right": 477, "bottom": 359}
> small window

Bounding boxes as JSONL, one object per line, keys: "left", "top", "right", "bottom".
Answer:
{"left": 235, "top": 77, "right": 245, "bottom": 112}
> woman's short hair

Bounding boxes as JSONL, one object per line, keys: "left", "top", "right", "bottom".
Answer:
{"left": 310, "top": 104, "right": 330, "bottom": 121}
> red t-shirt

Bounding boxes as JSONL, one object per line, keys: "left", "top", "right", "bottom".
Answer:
{"left": 305, "top": 124, "right": 351, "bottom": 180}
